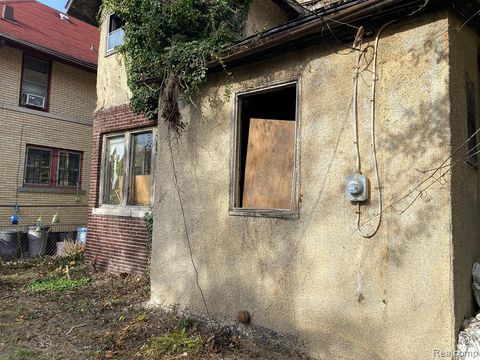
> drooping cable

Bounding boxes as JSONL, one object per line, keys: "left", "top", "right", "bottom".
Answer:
{"left": 353, "top": 21, "right": 395, "bottom": 238}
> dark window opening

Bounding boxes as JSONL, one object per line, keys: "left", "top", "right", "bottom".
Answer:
{"left": 467, "top": 79, "right": 479, "bottom": 167}
{"left": 235, "top": 84, "right": 297, "bottom": 211}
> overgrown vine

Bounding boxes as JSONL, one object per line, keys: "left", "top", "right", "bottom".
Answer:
{"left": 102, "top": 0, "right": 250, "bottom": 131}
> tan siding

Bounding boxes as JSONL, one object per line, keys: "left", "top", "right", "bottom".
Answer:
{"left": 0, "top": 46, "right": 22, "bottom": 106}
{"left": 0, "top": 108, "right": 91, "bottom": 226}
{"left": 50, "top": 62, "right": 97, "bottom": 119}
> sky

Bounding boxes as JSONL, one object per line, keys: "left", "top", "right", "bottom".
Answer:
{"left": 37, "top": 0, "right": 67, "bottom": 12}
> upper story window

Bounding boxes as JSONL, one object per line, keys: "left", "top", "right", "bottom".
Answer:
{"left": 100, "top": 129, "right": 154, "bottom": 208}
{"left": 107, "top": 13, "right": 124, "bottom": 53}
{"left": 20, "top": 55, "right": 50, "bottom": 111}
{"left": 24, "top": 145, "right": 82, "bottom": 188}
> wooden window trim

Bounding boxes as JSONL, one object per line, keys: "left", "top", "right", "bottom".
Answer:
{"left": 19, "top": 53, "right": 52, "bottom": 113}
{"left": 229, "top": 79, "right": 301, "bottom": 219}
{"left": 23, "top": 145, "right": 83, "bottom": 189}
{"left": 98, "top": 128, "right": 156, "bottom": 210}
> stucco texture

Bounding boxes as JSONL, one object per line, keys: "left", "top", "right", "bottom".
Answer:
{"left": 95, "top": 14, "right": 131, "bottom": 111}
{"left": 151, "top": 12, "right": 466, "bottom": 360}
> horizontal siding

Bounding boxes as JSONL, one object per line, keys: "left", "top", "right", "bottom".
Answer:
{"left": 0, "top": 107, "right": 91, "bottom": 226}
{"left": 0, "top": 45, "right": 96, "bottom": 121}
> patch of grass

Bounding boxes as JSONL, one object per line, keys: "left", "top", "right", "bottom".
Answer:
{"left": 27, "top": 277, "right": 90, "bottom": 292}
{"left": 0, "top": 347, "right": 40, "bottom": 359}
{"left": 140, "top": 327, "right": 203, "bottom": 359}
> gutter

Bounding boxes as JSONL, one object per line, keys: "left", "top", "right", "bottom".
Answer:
{"left": 0, "top": 33, "right": 97, "bottom": 72}
{"left": 208, "top": 0, "right": 444, "bottom": 69}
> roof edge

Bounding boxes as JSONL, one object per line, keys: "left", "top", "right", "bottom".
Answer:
{"left": 208, "top": 0, "right": 445, "bottom": 69}
{"left": 0, "top": 33, "right": 97, "bottom": 72}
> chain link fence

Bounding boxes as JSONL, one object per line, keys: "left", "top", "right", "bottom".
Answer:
{"left": 0, "top": 224, "right": 86, "bottom": 261}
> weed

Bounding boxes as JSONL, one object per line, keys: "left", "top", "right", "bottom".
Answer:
{"left": 140, "top": 327, "right": 203, "bottom": 359}
{"left": 27, "top": 277, "right": 90, "bottom": 292}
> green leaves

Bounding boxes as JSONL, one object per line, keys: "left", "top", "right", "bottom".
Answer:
{"left": 103, "top": 0, "right": 249, "bottom": 125}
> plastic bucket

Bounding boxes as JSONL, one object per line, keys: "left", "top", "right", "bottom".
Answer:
{"left": 76, "top": 227, "right": 87, "bottom": 245}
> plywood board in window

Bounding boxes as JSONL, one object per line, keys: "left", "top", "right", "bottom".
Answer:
{"left": 242, "top": 118, "right": 295, "bottom": 209}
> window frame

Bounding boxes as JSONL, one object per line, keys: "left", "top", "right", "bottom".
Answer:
{"left": 105, "top": 13, "right": 125, "bottom": 56}
{"left": 98, "top": 128, "right": 156, "bottom": 212}
{"left": 23, "top": 145, "right": 83, "bottom": 189}
{"left": 19, "top": 54, "right": 52, "bottom": 112}
{"left": 57, "top": 151, "right": 82, "bottom": 187}
{"left": 229, "top": 79, "right": 301, "bottom": 219}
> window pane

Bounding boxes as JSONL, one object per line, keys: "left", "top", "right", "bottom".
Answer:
{"left": 22, "top": 82, "right": 47, "bottom": 97}
{"left": 107, "top": 28, "right": 124, "bottom": 51}
{"left": 25, "top": 148, "right": 51, "bottom": 185}
{"left": 128, "top": 132, "right": 152, "bottom": 206}
{"left": 104, "top": 136, "right": 125, "bottom": 205}
{"left": 21, "top": 56, "right": 49, "bottom": 108}
{"left": 23, "top": 68, "right": 48, "bottom": 86}
{"left": 109, "top": 14, "right": 123, "bottom": 32}
{"left": 58, "top": 152, "right": 81, "bottom": 187}
{"left": 25, "top": 56, "right": 49, "bottom": 74}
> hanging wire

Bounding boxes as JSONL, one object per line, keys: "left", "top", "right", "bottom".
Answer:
{"left": 353, "top": 20, "right": 396, "bottom": 238}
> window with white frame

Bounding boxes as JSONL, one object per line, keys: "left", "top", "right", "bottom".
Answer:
{"left": 106, "top": 13, "right": 124, "bottom": 53}
{"left": 100, "top": 130, "right": 154, "bottom": 208}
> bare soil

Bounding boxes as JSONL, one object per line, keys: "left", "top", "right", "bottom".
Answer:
{"left": 0, "top": 256, "right": 308, "bottom": 360}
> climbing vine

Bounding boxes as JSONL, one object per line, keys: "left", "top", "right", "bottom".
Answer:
{"left": 102, "top": 0, "right": 250, "bottom": 131}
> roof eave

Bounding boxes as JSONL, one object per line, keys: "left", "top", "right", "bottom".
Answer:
{"left": 208, "top": 0, "right": 448, "bottom": 70}
{"left": 0, "top": 33, "right": 97, "bottom": 72}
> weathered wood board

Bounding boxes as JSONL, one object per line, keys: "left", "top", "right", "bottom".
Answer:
{"left": 242, "top": 118, "right": 295, "bottom": 209}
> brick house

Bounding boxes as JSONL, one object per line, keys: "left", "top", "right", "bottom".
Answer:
{"left": 0, "top": 1, "right": 98, "bottom": 228}
{"left": 66, "top": 0, "right": 155, "bottom": 274}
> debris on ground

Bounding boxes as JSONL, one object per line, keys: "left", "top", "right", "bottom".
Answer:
{"left": 0, "top": 255, "right": 308, "bottom": 359}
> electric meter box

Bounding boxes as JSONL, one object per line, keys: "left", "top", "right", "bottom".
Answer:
{"left": 345, "top": 174, "right": 369, "bottom": 202}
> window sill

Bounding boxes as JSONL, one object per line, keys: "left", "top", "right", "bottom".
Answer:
{"left": 18, "top": 187, "right": 85, "bottom": 195}
{"left": 92, "top": 206, "right": 150, "bottom": 218}
{"left": 229, "top": 208, "right": 299, "bottom": 219}
{"left": 105, "top": 49, "right": 119, "bottom": 58}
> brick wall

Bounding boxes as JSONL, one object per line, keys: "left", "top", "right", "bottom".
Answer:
{"left": 86, "top": 104, "right": 156, "bottom": 274}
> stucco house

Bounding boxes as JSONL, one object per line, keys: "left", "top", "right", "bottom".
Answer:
{"left": 0, "top": 1, "right": 98, "bottom": 228}
{"left": 150, "top": 0, "right": 480, "bottom": 359}
{"left": 71, "top": 0, "right": 480, "bottom": 358}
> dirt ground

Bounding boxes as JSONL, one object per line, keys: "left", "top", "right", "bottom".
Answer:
{"left": 0, "top": 255, "right": 308, "bottom": 360}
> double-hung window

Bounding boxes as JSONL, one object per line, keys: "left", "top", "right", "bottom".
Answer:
{"left": 20, "top": 55, "right": 50, "bottom": 110}
{"left": 24, "top": 146, "right": 82, "bottom": 188}
{"left": 106, "top": 13, "right": 124, "bottom": 53}
{"left": 99, "top": 129, "right": 154, "bottom": 211}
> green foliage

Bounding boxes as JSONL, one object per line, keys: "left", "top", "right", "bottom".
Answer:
{"left": 27, "top": 278, "right": 91, "bottom": 292}
{"left": 143, "top": 211, "right": 153, "bottom": 278}
{"left": 140, "top": 326, "right": 203, "bottom": 358}
{"left": 102, "top": 0, "right": 249, "bottom": 129}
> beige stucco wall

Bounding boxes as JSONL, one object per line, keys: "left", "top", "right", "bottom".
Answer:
{"left": 95, "top": 14, "right": 131, "bottom": 110}
{"left": 151, "top": 11, "right": 460, "bottom": 360}
{"left": 448, "top": 15, "right": 480, "bottom": 335}
{"left": 244, "top": 0, "right": 290, "bottom": 37}
{"left": 0, "top": 45, "right": 94, "bottom": 227}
